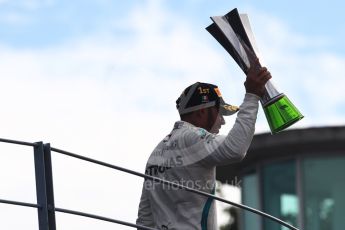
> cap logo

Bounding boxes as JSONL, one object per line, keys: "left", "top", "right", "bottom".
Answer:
{"left": 201, "top": 95, "right": 209, "bottom": 103}
{"left": 214, "top": 88, "right": 222, "bottom": 97}
{"left": 223, "top": 105, "right": 239, "bottom": 111}
{"left": 198, "top": 87, "right": 210, "bottom": 94}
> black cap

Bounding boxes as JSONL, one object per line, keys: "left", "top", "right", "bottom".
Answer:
{"left": 176, "top": 82, "right": 239, "bottom": 116}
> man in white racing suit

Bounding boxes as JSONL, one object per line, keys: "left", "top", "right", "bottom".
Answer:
{"left": 136, "top": 59, "right": 271, "bottom": 230}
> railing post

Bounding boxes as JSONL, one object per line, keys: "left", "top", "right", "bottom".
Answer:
{"left": 34, "top": 142, "right": 56, "bottom": 230}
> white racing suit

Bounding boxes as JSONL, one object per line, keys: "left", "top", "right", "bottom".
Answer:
{"left": 136, "top": 93, "right": 259, "bottom": 230}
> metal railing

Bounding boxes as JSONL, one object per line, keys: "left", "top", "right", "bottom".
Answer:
{"left": 0, "top": 138, "right": 299, "bottom": 230}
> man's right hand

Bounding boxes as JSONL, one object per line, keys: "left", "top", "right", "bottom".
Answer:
{"left": 244, "top": 58, "right": 272, "bottom": 97}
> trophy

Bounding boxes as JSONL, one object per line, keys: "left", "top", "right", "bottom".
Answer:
{"left": 206, "top": 8, "right": 304, "bottom": 134}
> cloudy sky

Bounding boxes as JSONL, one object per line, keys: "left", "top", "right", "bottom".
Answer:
{"left": 1, "top": 0, "right": 345, "bottom": 229}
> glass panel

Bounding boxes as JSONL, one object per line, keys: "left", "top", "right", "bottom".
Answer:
{"left": 303, "top": 156, "right": 345, "bottom": 230}
{"left": 263, "top": 160, "right": 298, "bottom": 230}
{"left": 242, "top": 173, "right": 260, "bottom": 230}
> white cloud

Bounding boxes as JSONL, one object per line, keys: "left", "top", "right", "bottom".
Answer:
{"left": 0, "top": 1, "right": 238, "bottom": 229}
{"left": 1, "top": 2, "right": 345, "bottom": 230}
